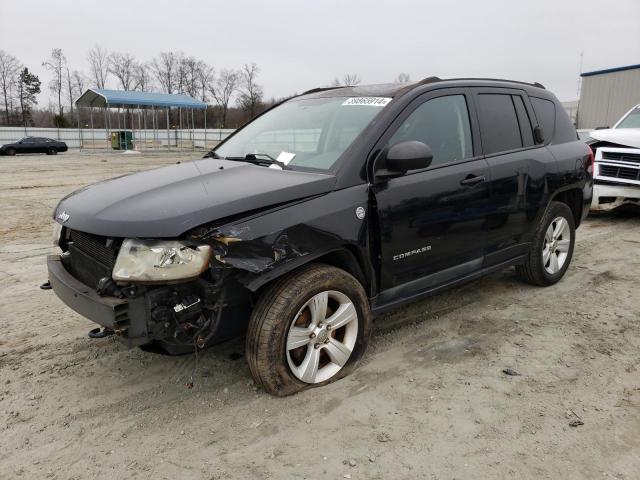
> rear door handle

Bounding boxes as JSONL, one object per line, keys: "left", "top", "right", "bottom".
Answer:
{"left": 460, "top": 175, "right": 486, "bottom": 186}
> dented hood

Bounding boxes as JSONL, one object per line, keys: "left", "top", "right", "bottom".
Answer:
{"left": 54, "top": 159, "right": 336, "bottom": 238}
{"left": 589, "top": 128, "right": 640, "bottom": 149}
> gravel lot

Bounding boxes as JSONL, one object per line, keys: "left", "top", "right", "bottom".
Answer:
{"left": 0, "top": 151, "right": 639, "bottom": 480}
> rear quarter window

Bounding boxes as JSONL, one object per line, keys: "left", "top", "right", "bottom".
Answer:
{"left": 530, "top": 97, "right": 556, "bottom": 143}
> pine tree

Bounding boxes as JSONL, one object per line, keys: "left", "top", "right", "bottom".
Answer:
{"left": 17, "top": 68, "right": 41, "bottom": 127}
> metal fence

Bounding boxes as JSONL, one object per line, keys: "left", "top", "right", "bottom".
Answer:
{"left": 0, "top": 127, "right": 234, "bottom": 150}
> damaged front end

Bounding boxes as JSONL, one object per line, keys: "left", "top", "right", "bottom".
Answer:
{"left": 47, "top": 185, "right": 372, "bottom": 354}
{"left": 588, "top": 117, "right": 640, "bottom": 212}
{"left": 48, "top": 227, "right": 252, "bottom": 354}
{"left": 589, "top": 143, "right": 640, "bottom": 212}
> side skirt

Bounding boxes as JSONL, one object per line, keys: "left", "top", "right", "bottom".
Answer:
{"left": 370, "top": 254, "right": 527, "bottom": 317}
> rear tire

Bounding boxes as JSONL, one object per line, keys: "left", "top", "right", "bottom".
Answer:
{"left": 516, "top": 201, "right": 575, "bottom": 286}
{"left": 246, "top": 264, "right": 372, "bottom": 396}
{"left": 47, "top": 148, "right": 57, "bottom": 155}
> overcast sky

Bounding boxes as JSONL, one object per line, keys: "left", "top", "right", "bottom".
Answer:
{"left": 1, "top": 0, "right": 639, "bottom": 105}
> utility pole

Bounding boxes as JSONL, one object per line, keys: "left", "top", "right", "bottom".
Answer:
{"left": 576, "top": 51, "right": 584, "bottom": 98}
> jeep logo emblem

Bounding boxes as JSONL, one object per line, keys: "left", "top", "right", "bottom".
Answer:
{"left": 57, "top": 211, "right": 70, "bottom": 223}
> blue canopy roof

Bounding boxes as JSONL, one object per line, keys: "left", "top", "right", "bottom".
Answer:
{"left": 76, "top": 88, "right": 207, "bottom": 109}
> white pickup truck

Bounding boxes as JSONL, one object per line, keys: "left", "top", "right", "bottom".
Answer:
{"left": 588, "top": 104, "right": 640, "bottom": 211}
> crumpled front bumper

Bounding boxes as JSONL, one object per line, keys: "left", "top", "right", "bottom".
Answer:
{"left": 47, "top": 254, "right": 149, "bottom": 347}
{"left": 591, "top": 146, "right": 640, "bottom": 211}
{"left": 591, "top": 183, "right": 640, "bottom": 211}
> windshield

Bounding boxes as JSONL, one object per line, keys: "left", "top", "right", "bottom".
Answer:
{"left": 616, "top": 107, "right": 640, "bottom": 129}
{"left": 213, "top": 96, "right": 390, "bottom": 170}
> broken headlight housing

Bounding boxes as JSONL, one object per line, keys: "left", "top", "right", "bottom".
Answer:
{"left": 52, "top": 221, "right": 63, "bottom": 247}
{"left": 112, "top": 239, "right": 212, "bottom": 283}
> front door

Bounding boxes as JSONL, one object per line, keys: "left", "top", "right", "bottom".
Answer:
{"left": 373, "top": 89, "right": 491, "bottom": 301}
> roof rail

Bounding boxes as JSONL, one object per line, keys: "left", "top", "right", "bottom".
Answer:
{"left": 445, "top": 77, "right": 546, "bottom": 89}
{"left": 300, "top": 86, "right": 345, "bottom": 95}
{"left": 416, "top": 76, "right": 442, "bottom": 85}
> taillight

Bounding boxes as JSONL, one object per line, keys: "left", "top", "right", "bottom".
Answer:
{"left": 586, "top": 146, "right": 594, "bottom": 176}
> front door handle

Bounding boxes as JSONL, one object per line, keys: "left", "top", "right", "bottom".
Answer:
{"left": 460, "top": 174, "right": 486, "bottom": 186}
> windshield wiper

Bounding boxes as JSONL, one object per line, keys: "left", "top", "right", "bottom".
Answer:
{"left": 202, "top": 150, "right": 222, "bottom": 159}
{"left": 223, "top": 153, "right": 291, "bottom": 170}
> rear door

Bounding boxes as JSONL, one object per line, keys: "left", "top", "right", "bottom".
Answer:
{"left": 473, "top": 88, "right": 553, "bottom": 265}
{"left": 32, "top": 138, "right": 48, "bottom": 153}
{"left": 373, "top": 88, "right": 491, "bottom": 301}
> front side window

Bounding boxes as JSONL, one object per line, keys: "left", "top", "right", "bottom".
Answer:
{"left": 214, "top": 97, "right": 389, "bottom": 170}
{"left": 389, "top": 95, "right": 473, "bottom": 167}
{"left": 616, "top": 106, "right": 640, "bottom": 129}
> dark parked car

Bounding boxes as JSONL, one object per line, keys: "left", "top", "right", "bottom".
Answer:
{"left": 0, "top": 137, "right": 68, "bottom": 155}
{"left": 47, "top": 77, "right": 593, "bottom": 396}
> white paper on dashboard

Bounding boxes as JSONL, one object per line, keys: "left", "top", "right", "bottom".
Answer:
{"left": 277, "top": 151, "right": 296, "bottom": 164}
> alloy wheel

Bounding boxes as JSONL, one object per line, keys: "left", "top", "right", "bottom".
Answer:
{"left": 542, "top": 216, "right": 571, "bottom": 274}
{"left": 286, "top": 290, "right": 359, "bottom": 384}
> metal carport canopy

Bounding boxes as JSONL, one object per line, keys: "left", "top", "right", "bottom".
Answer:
{"left": 75, "top": 88, "right": 207, "bottom": 109}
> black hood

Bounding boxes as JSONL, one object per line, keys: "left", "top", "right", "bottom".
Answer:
{"left": 54, "top": 159, "right": 336, "bottom": 238}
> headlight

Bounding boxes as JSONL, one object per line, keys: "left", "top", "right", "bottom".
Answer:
{"left": 53, "top": 221, "right": 63, "bottom": 246}
{"left": 112, "top": 239, "right": 212, "bottom": 283}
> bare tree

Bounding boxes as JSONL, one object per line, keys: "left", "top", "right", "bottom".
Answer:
{"left": 195, "top": 61, "right": 214, "bottom": 103}
{"left": 87, "top": 44, "right": 109, "bottom": 89}
{"left": 133, "top": 63, "right": 152, "bottom": 91}
{"left": 395, "top": 72, "right": 411, "bottom": 83}
{"left": 178, "top": 55, "right": 201, "bottom": 98}
{"left": 72, "top": 70, "right": 86, "bottom": 96}
{"left": 333, "top": 73, "right": 361, "bottom": 86}
{"left": 209, "top": 68, "right": 239, "bottom": 127}
{"left": 109, "top": 52, "right": 137, "bottom": 90}
{"left": 343, "top": 73, "right": 361, "bottom": 86}
{"left": 42, "top": 48, "right": 66, "bottom": 117}
{"left": 237, "top": 63, "right": 263, "bottom": 119}
{"left": 0, "top": 50, "right": 21, "bottom": 125}
{"left": 151, "top": 51, "right": 179, "bottom": 93}
{"left": 65, "top": 66, "right": 75, "bottom": 115}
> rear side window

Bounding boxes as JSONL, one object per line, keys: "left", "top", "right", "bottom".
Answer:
{"left": 389, "top": 95, "right": 473, "bottom": 167}
{"left": 530, "top": 97, "right": 556, "bottom": 142}
{"left": 477, "top": 94, "right": 522, "bottom": 154}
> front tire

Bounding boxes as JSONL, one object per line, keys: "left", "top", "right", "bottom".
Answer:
{"left": 47, "top": 148, "right": 57, "bottom": 155}
{"left": 246, "top": 264, "right": 372, "bottom": 396}
{"left": 6, "top": 148, "right": 16, "bottom": 156}
{"left": 516, "top": 201, "right": 575, "bottom": 286}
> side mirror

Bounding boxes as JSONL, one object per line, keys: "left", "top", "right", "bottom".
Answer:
{"left": 533, "top": 126, "right": 545, "bottom": 144}
{"left": 376, "top": 141, "right": 433, "bottom": 179}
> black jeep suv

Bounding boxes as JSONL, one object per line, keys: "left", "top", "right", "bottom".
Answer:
{"left": 47, "top": 77, "right": 593, "bottom": 395}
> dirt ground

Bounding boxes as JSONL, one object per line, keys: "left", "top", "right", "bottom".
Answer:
{"left": 0, "top": 151, "right": 639, "bottom": 480}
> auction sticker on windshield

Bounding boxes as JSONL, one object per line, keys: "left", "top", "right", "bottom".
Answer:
{"left": 342, "top": 97, "right": 391, "bottom": 107}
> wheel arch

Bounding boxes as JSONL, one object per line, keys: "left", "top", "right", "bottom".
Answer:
{"left": 246, "top": 246, "right": 372, "bottom": 299}
{"left": 549, "top": 187, "right": 584, "bottom": 227}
